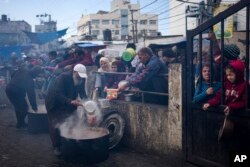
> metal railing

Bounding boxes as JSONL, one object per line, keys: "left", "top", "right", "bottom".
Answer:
{"left": 95, "top": 71, "right": 168, "bottom": 104}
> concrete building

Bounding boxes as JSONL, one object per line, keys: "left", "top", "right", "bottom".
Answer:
{"left": 35, "top": 14, "right": 57, "bottom": 32}
{"left": 167, "top": 0, "right": 245, "bottom": 36}
{"left": 0, "top": 14, "right": 31, "bottom": 46}
{"left": 77, "top": 0, "right": 158, "bottom": 41}
{"left": 34, "top": 14, "right": 59, "bottom": 53}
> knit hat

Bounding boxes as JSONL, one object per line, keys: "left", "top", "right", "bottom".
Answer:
{"left": 223, "top": 44, "right": 240, "bottom": 60}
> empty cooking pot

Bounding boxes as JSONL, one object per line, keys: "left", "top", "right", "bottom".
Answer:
{"left": 28, "top": 104, "right": 48, "bottom": 133}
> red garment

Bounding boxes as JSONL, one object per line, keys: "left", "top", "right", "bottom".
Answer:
{"left": 105, "top": 74, "right": 126, "bottom": 89}
{"left": 57, "top": 57, "right": 77, "bottom": 68}
{"left": 208, "top": 60, "right": 247, "bottom": 110}
{"left": 75, "top": 52, "right": 93, "bottom": 66}
{"left": 57, "top": 54, "right": 93, "bottom": 68}
{"left": 30, "top": 59, "right": 41, "bottom": 66}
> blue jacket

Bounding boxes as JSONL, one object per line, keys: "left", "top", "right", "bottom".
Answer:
{"left": 193, "top": 81, "right": 221, "bottom": 103}
{"left": 127, "top": 55, "right": 167, "bottom": 93}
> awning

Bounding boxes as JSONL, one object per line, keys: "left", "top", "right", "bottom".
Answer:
{"left": 0, "top": 45, "right": 34, "bottom": 59}
{"left": 77, "top": 43, "right": 106, "bottom": 48}
{"left": 24, "top": 28, "right": 68, "bottom": 44}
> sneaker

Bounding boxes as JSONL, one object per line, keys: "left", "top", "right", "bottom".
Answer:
{"left": 53, "top": 147, "right": 61, "bottom": 157}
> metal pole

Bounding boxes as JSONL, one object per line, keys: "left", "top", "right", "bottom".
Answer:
{"left": 246, "top": 5, "right": 249, "bottom": 108}
{"left": 135, "top": 20, "right": 138, "bottom": 43}
{"left": 220, "top": 20, "right": 225, "bottom": 105}
{"left": 130, "top": 10, "right": 135, "bottom": 43}
{"left": 88, "top": 21, "right": 91, "bottom": 35}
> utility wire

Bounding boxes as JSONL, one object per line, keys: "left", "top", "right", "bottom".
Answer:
{"left": 158, "top": 13, "right": 186, "bottom": 21}
{"left": 147, "top": 2, "right": 184, "bottom": 20}
{"left": 136, "top": 0, "right": 173, "bottom": 20}
{"left": 159, "top": 16, "right": 185, "bottom": 26}
{"left": 140, "top": 0, "right": 172, "bottom": 14}
{"left": 111, "top": 0, "right": 158, "bottom": 20}
{"left": 139, "top": 0, "right": 158, "bottom": 11}
{"left": 176, "top": 0, "right": 214, "bottom": 6}
{"left": 159, "top": 20, "right": 196, "bottom": 30}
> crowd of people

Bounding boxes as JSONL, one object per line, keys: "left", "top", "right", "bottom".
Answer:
{"left": 0, "top": 42, "right": 178, "bottom": 156}
{"left": 192, "top": 32, "right": 247, "bottom": 116}
{"left": 0, "top": 35, "right": 248, "bottom": 157}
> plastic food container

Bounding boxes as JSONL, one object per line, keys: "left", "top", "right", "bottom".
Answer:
{"left": 106, "top": 89, "right": 118, "bottom": 100}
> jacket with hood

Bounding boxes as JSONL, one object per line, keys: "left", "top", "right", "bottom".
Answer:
{"left": 208, "top": 60, "right": 247, "bottom": 110}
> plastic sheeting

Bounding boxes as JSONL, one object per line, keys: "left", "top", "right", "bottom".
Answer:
{"left": 24, "top": 28, "right": 68, "bottom": 44}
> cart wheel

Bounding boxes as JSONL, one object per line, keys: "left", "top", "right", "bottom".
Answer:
{"left": 100, "top": 113, "right": 125, "bottom": 149}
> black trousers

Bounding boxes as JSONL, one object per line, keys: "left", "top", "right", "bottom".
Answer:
{"left": 47, "top": 110, "right": 72, "bottom": 148}
{"left": 5, "top": 86, "right": 28, "bottom": 125}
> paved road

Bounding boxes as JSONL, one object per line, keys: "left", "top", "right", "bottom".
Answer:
{"left": 0, "top": 107, "right": 182, "bottom": 167}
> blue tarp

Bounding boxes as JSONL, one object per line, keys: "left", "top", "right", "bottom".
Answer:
{"left": 0, "top": 45, "right": 33, "bottom": 59}
{"left": 77, "top": 43, "right": 106, "bottom": 48}
{"left": 24, "top": 28, "right": 68, "bottom": 44}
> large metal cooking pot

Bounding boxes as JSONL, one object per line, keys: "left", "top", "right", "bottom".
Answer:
{"left": 28, "top": 112, "right": 48, "bottom": 133}
{"left": 60, "top": 127, "right": 109, "bottom": 165}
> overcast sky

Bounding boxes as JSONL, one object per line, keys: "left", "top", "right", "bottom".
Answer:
{"left": 0, "top": 0, "right": 169, "bottom": 37}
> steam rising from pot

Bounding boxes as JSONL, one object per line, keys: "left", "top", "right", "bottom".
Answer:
{"left": 59, "top": 100, "right": 103, "bottom": 139}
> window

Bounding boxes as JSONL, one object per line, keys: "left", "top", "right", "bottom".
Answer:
{"left": 149, "top": 20, "right": 157, "bottom": 25}
{"left": 115, "top": 30, "right": 119, "bottom": 35}
{"left": 122, "top": 25, "right": 128, "bottom": 28}
{"left": 121, "top": 14, "right": 127, "bottom": 18}
{"left": 149, "top": 30, "right": 157, "bottom": 36}
{"left": 149, "top": 30, "right": 157, "bottom": 33}
{"left": 92, "top": 30, "right": 100, "bottom": 35}
{"left": 141, "top": 29, "right": 147, "bottom": 34}
{"left": 140, "top": 20, "right": 147, "bottom": 25}
{"left": 102, "top": 19, "right": 110, "bottom": 25}
{"left": 112, "top": 19, "right": 119, "bottom": 25}
{"left": 92, "top": 20, "right": 100, "bottom": 25}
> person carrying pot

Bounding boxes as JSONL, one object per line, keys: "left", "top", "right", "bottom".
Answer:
{"left": 5, "top": 66, "right": 43, "bottom": 128}
{"left": 45, "top": 64, "right": 87, "bottom": 156}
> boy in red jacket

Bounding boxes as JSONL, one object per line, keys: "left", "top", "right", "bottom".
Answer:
{"left": 203, "top": 60, "right": 247, "bottom": 115}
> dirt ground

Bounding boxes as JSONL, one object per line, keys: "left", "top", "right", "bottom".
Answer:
{"left": 0, "top": 106, "right": 183, "bottom": 167}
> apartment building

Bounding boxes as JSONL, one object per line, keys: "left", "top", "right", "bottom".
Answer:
{"left": 0, "top": 14, "right": 31, "bottom": 46}
{"left": 77, "top": 0, "right": 158, "bottom": 41}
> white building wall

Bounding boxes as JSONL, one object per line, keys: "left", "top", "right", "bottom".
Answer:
{"left": 167, "top": 0, "right": 199, "bottom": 36}
{"left": 77, "top": 0, "right": 158, "bottom": 41}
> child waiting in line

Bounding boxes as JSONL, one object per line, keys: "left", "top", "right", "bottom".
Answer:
{"left": 104, "top": 60, "right": 126, "bottom": 90}
{"left": 94, "top": 57, "right": 110, "bottom": 97}
{"left": 193, "top": 64, "right": 221, "bottom": 103}
{"left": 203, "top": 60, "right": 247, "bottom": 115}
{"left": 104, "top": 60, "right": 126, "bottom": 100}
